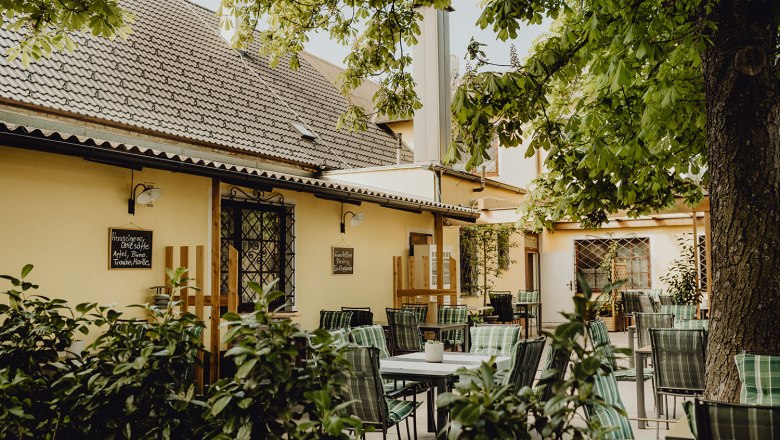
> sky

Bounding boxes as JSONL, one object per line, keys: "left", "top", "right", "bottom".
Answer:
{"left": 190, "top": 0, "right": 551, "bottom": 74}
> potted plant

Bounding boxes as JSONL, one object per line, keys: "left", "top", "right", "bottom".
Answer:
{"left": 148, "top": 268, "right": 199, "bottom": 309}
{"left": 482, "top": 307, "right": 499, "bottom": 324}
{"left": 661, "top": 234, "right": 700, "bottom": 305}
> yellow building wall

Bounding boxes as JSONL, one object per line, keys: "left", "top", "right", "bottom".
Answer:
{"left": 539, "top": 224, "right": 700, "bottom": 324}
{"left": 286, "top": 189, "right": 438, "bottom": 330}
{"left": 444, "top": 225, "right": 527, "bottom": 310}
{"left": 386, "top": 120, "right": 414, "bottom": 149}
{"left": 439, "top": 174, "right": 524, "bottom": 209}
{"left": 0, "top": 147, "right": 211, "bottom": 318}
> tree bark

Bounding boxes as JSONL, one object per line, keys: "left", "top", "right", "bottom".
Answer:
{"left": 702, "top": 0, "right": 780, "bottom": 402}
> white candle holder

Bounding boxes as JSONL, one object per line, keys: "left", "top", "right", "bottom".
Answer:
{"left": 424, "top": 340, "right": 444, "bottom": 363}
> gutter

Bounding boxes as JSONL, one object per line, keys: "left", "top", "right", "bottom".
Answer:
{"left": 0, "top": 98, "right": 323, "bottom": 173}
{"left": 425, "top": 163, "right": 526, "bottom": 194}
{"left": 0, "top": 128, "right": 480, "bottom": 223}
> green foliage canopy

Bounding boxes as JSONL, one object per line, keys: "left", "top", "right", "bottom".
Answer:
{"left": 216, "top": 0, "right": 713, "bottom": 229}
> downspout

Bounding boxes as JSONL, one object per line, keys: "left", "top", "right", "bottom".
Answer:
{"left": 435, "top": 168, "right": 443, "bottom": 203}
{"left": 396, "top": 133, "right": 403, "bottom": 165}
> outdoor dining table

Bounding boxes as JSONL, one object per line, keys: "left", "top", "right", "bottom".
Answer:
{"left": 418, "top": 322, "right": 470, "bottom": 352}
{"left": 380, "top": 352, "right": 511, "bottom": 437}
{"left": 514, "top": 301, "right": 542, "bottom": 339}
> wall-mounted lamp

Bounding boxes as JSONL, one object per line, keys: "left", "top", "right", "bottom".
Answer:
{"left": 128, "top": 183, "right": 162, "bottom": 215}
{"left": 340, "top": 204, "right": 366, "bottom": 233}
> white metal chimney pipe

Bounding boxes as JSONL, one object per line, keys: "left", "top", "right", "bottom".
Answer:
{"left": 412, "top": 7, "right": 452, "bottom": 164}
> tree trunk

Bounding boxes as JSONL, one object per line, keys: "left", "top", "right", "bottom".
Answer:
{"left": 701, "top": 0, "right": 779, "bottom": 402}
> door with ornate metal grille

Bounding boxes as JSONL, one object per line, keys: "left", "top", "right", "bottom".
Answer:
{"left": 221, "top": 199, "right": 295, "bottom": 311}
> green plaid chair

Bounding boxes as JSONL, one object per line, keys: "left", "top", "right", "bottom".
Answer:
{"left": 350, "top": 325, "right": 392, "bottom": 359}
{"left": 735, "top": 353, "right": 780, "bottom": 406}
{"left": 386, "top": 308, "right": 423, "bottom": 354}
{"left": 515, "top": 290, "right": 540, "bottom": 332}
{"left": 586, "top": 363, "right": 635, "bottom": 440}
{"left": 658, "top": 295, "right": 674, "bottom": 307}
{"left": 537, "top": 344, "right": 571, "bottom": 402}
{"left": 677, "top": 319, "right": 710, "bottom": 330}
{"left": 469, "top": 325, "right": 520, "bottom": 356}
{"left": 635, "top": 313, "right": 674, "bottom": 349}
{"left": 660, "top": 304, "right": 696, "bottom": 323}
{"left": 650, "top": 328, "right": 706, "bottom": 423}
{"left": 693, "top": 398, "right": 780, "bottom": 440}
{"left": 589, "top": 319, "right": 652, "bottom": 381}
{"left": 350, "top": 325, "right": 428, "bottom": 397}
{"left": 401, "top": 304, "right": 428, "bottom": 324}
{"left": 502, "top": 336, "right": 546, "bottom": 390}
{"left": 623, "top": 291, "right": 654, "bottom": 328}
{"left": 489, "top": 292, "right": 516, "bottom": 323}
{"left": 339, "top": 346, "right": 420, "bottom": 439}
{"left": 320, "top": 310, "right": 353, "bottom": 331}
{"left": 328, "top": 328, "right": 350, "bottom": 346}
{"left": 342, "top": 306, "right": 374, "bottom": 327}
{"left": 437, "top": 306, "right": 468, "bottom": 349}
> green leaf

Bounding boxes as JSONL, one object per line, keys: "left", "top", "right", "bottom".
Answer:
{"left": 211, "top": 395, "right": 232, "bottom": 416}
{"left": 21, "top": 264, "right": 33, "bottom": 278}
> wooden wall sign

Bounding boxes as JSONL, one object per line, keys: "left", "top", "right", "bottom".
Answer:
{"left": 332, "top": 246, "right": 354, "bottom": 275}
{"left": 109, "top": 228, "right": 153, "bottom": 269}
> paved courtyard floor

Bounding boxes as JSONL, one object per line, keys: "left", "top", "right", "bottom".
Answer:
{"left": 366, "top": 328, "right": 687, "bottom": 439}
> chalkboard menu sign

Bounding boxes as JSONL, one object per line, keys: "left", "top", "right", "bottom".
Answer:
{"left": 332, "top": 246, "right": 354, "bottom": 275}
{"left": 109, "top": 228, "right": 153, "bottom": 269}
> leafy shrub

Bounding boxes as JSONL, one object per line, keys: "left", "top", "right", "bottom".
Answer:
{"left": 53, "top": 302, "right": 207, "bottom": 439}
{"left": 661, "top": 234, "right": 700, "bottom": 305}
{"left": 202, "top": 281, "right": 363, "bottom": 439}
{"left": 0, "top": 265, "right": 94, "bottom": 437}
{"left": 1, "top": 266, "right": 362, "bottom": 440}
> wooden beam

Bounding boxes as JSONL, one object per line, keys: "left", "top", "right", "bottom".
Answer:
{"left": 554, "top": 216, "right": 698, "bottom": 230}
{"left": 227, "top": 245, "right": 238, "bottom": 314}
{"left": 449, "top": 256, "right": 458, "bottom": 305}
{"left": 396, "top": 288, "right": 457, "bottom": 297}
{"left": 210, "top": 178, "right": 221, "bottom": 384}
{"left": 195, "top": 246, "right": 205, "bottom": 321}
{"left": 165, "top": 246, "right": 174, "bottom": 287}
{"left": 194, "top": 245, "right": 205, "bottom": 394}
{"left": 434, "top": 214, "right": 444, "bottom": 322}
{"left": 407, "top": 256, "right": 415, "bottom": 291}
{"left": 393, "top": 256, "right": 402, "bottom": 308}
{"left": 180, "top": 246, "right": 190, "bottom": 314}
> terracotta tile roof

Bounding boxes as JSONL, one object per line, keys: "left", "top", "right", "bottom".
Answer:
{"left": 0, "top": 121, "right": 478, "bottom": 221}
{"left": 0, "top": 0, "right": 413, "bottom": 169}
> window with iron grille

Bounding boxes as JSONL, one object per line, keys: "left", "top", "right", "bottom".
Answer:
{"left": 575, "top": 237, "right": 650, "bottom": 291}
{"left": 698, "top": 234, "right": 707, "bottom": 291}
{"left": 221, "top": 200, "right": 295, "bottom": 312}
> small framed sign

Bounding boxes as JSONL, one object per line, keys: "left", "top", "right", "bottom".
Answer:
{"left": 109, "top": 228, "right": 153, "bottom": 269}
{"left": 332, "top": 246, "right": 354, "bottom": 275}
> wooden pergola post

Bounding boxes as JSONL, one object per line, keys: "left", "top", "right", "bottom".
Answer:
{"left": 210, "top": 178, "right": 221, "bottom": 384}
{"left": 434, "top": 214, "right": 444, "bottom": 323}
